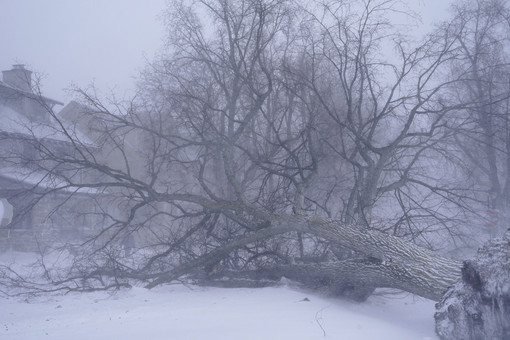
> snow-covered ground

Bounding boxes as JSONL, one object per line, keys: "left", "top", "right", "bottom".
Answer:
{"left": 0, "top": 251, "right": 438, "bottom": 339}
{"left": 1, "top": 282, "right": 438, "bottom": 340}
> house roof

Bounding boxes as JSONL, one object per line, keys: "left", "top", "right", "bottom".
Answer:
{"left": 0, "top": 80, "right": 63, "bottom": 106}
{"left": 0, "top": 166, "right": 102, "bottom": 194}
{"left": 0, "top": 103, "right": 94, "bottom": 146}
{"left": 0, "top": 74, "right": 92, "bottom": 144}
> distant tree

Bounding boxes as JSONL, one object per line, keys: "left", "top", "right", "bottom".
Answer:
{"left": 440, "top": 0, "right": 510, "bottom": 238}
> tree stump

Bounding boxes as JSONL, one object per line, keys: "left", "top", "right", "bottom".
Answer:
{"left": 435, "top": 231, "right": 510, "bottom": 339}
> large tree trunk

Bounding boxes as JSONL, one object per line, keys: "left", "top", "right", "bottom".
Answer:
{"left": 146, "top": 213, "right": 462, "bottom": 301}
{"left": 199, "top": 258, "right": 457, "bottom": 302}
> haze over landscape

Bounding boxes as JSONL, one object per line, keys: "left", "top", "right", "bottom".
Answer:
{"left": 0, "top": 0, "right": 450, "bottom": 100}
{"left": 2, "top": 0, "right": 510, "bottom": 339}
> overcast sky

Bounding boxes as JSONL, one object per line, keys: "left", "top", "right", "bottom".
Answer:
{"left": 0, "top": 0, "right": 166, "bottom": 101}
{"left": 0, "top": 0, "right": 453, "bottom": 104}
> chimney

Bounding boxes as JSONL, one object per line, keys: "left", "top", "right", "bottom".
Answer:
{"left": 2, "top": 64, "right": 32, "bottom": 92}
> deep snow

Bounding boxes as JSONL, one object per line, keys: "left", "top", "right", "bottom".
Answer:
{"left": 1, "top": 282, "right": 438, "bottom": 340}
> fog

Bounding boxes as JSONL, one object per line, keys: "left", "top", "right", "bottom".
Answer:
{"left": 0, "top": 0, "right": 451, "bottom": 101}
{"left": 0, "top": 0, "right": 165, "bottom": 100}
{"left": 3, "top": 0, "right": 510, "bottom": 338}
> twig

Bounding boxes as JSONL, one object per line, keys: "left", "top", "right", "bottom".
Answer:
{"left": 315, "top": 306, "right": 329, "bottom": 337}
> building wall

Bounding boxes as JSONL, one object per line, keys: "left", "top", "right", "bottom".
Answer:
{"left": 0, "top": 66, "right": 143, "bottom": 253}
{"left": 0, "top": 188, "right": 105, "bottom": 252}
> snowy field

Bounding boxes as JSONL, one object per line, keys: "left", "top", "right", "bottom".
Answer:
{"left": 1, "top": 282, "right": 438, "bottom": 339}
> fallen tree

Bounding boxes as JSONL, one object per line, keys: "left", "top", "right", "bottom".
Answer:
{"left": 0, "top": 0, "right": 472, "bottom": 303}
{"left": 0, "top": 208, "right": 463, "bottom": 302}
{"left": 6, "top": 2, "right": 509, "bottom": 339}
{"left": 143, "top": 211, "right": 462, "bottom": 302}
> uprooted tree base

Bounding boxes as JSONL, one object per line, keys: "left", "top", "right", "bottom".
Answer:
{"left": 435, "top": 231, "right": 510, "bottom": 340}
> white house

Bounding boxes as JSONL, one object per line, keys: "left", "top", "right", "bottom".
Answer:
{"left": 0, "top": 65, "right": 102, "bottom": 252}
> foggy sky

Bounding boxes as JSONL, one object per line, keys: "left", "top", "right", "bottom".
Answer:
{"left": 0, "top": 0, "right": 165, "bottom": 101}
{"left": 0, "top": 0, "right": 452, "bottom": 103}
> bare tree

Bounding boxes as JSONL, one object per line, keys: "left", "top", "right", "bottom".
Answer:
{"left": 276, "top": 0, "right": 479, "bottom": 255}
{"left": 441, "top": 0, "right": 510, "bottom": 238}
{"left": 1, "top": 0, "right": 478, "bottom": 302}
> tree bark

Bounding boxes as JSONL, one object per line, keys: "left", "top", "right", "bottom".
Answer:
{"left": 201, "top": 258, "right": 455, "bottom": 302}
